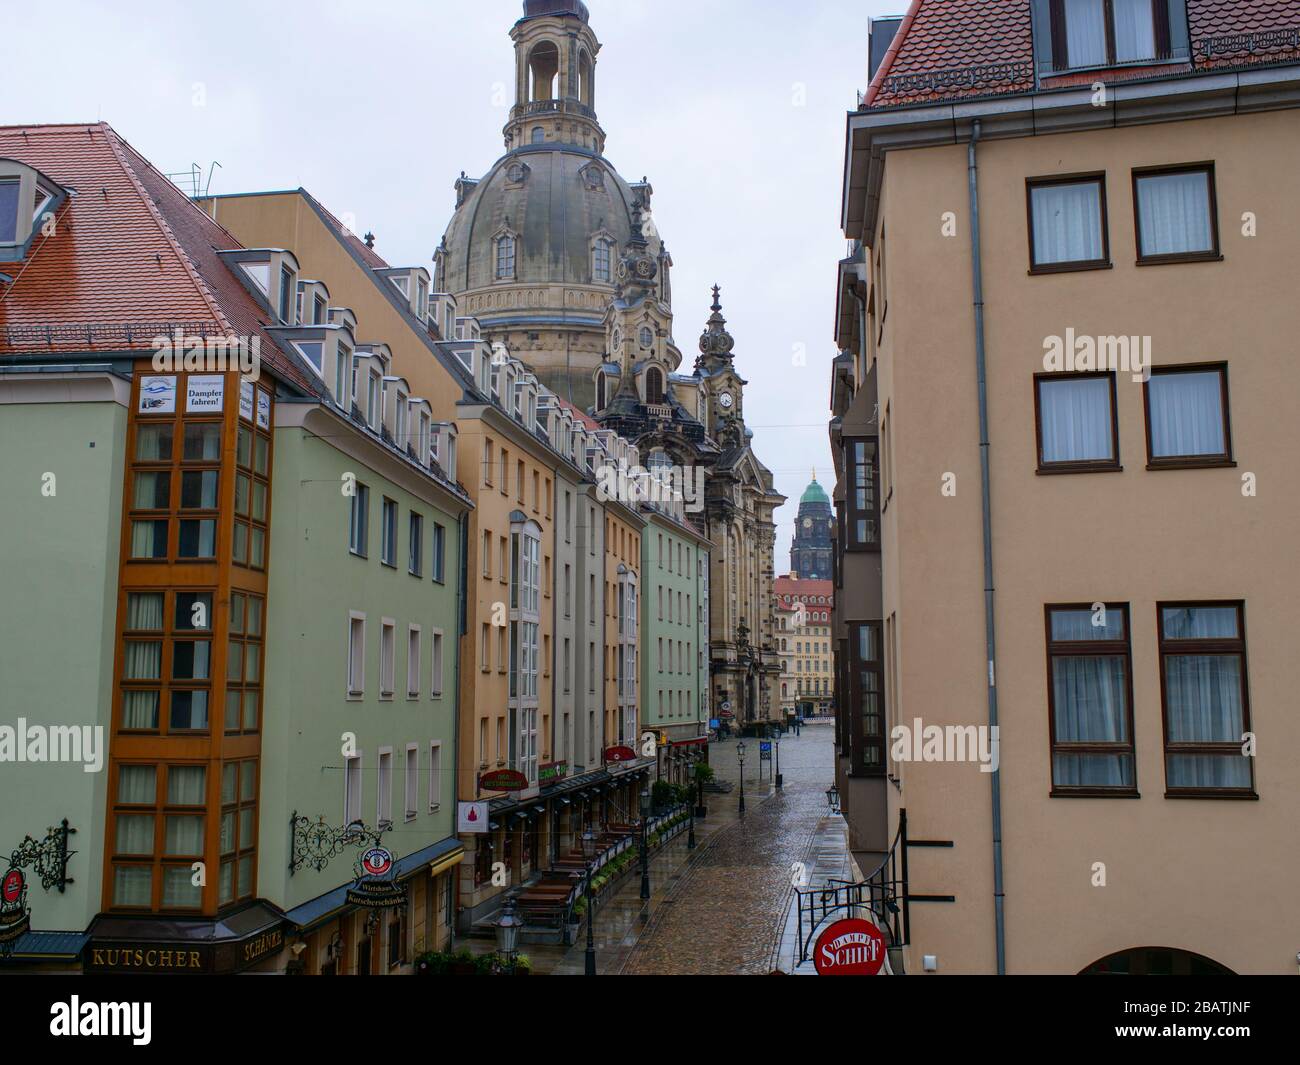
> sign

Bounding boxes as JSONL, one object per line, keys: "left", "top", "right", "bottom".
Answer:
{"left": 539, "top": 760, "right": 569, "bottom": 785}
{"left": 0, "top": 868, "right": 29, "bottom": 945}
{"left": 345, "top": 846, "right": 407, "bottom": 910}
{"left": 84, "top": 927, "right": 285, "bottom": 974}
{"left": 479, "top": 769, "right": 529, "bottom": 792}
{"left": 138, "top": 376, "right": 177, "bottom": 414}
{"left": 604, "top": 746, "right": 637, "bottom": 764}
{"left": 186, "top": 374, "right": 224, "bottom": 413}
{"left": 720, "top": 701, "right": 732, "bottom": 712}
{"left": 760, "top": 741, "right": 772, "bottom": 762}
{"left": 813, "top": 919, "right": 887, "bottom": 977}
{"left": 256, "top": 389, "right": 271, "bottom": 429}
{"left": 239, "top": 380, "right": 255, "bottom": 422}
{"left": 709, "top": 719, "right": 720, "bottom": 730}
{"left": 458, "top": 801, "right": 489, "bottom": 834}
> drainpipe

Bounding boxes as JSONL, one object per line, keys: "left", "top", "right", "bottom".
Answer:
{"left": 967, "top": 119, "right": 1006, "bottom": 975}
{"left": 452, "top": 507, "right": 469, "bottom": 938}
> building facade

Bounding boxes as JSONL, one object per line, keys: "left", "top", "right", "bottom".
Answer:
{"left": 774, "top": 577, "right": 834, "bottom": 721}
{"left": 836, "top": 0, "right": 1300, "bottom": 975}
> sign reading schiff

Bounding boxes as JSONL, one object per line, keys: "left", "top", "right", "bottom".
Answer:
{"left": 813, "top": 918, "right": 887, "bottom": 977}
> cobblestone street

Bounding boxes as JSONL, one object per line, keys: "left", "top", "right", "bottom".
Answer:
{"left": 621, "top": 720, "right": 845, "bottom": 975}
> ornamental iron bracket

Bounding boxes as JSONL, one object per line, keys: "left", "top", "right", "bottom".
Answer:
{"left": 7, "top": 819, "right": 76, "bottom": 893}
{"left": 288, "top": 812, "right": 388, "bottom": 877}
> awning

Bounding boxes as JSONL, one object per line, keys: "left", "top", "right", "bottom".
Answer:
{"left": 0, "top": 930, "right": 89, "bottom": 962}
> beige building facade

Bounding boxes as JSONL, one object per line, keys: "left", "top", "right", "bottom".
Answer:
{"left": 836, "top": 0, "right": 1300, "bottom": 975}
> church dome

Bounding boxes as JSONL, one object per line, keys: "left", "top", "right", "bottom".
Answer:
{"left": 438, "top": 146, "right": 662, "bottom": 312}
{"left": 800, "top": 477, "right": 830, "bottom": 506}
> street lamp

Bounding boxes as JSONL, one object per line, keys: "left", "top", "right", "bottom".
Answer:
{"left": 737, "top": 740, "right": 747, "bottom": 816}
{"left": 639, "top": 787, "right": 652, "bottom": 901}
{"left": 581, "top": 827, "right": 598, "bottom": 976}
{"left": 495, "top": 896, "right": 522, "bottom": 973}
{"left": 826, "top": 784, "right": 840, "bottom": 815}
{"left": 687, "top": 759, "right": 697, "bottom": 850}
{"left": 774, "top": 729, "right": 783, "bottom": 791}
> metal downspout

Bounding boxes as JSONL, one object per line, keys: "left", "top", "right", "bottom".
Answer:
{"left": 967, "top": 119, "right": 1006, "bottom": 975}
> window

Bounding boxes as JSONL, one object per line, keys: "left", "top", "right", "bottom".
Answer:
{"left": 344, "top": 755, "right": 362, "bottom": 825}
{"left": 349, "top": 484, "right": 369, "bottom": 556}
{"left": 1027, "top": 175, "right": 1109, "bottom": 272}
{"left": 278, "top": 265, "right": 295, "bottom": 323}
{"left": 593, "top": 238, "right": 613, "bottom": 282}
{"left": 432, "top": 523, "right": 446, "bottom": 583}
{"left": 1035, "top": 372, "right": 1120, "bottom": 472}
{"left": 407, "top": 626, "right": 422, "bottom": 699}
{"left": 405, "top": 746, "right": 419, "bottom": 821}
{"left": 348, "top": 615, "right": 366, "bottom": 696}
{"left": 380, "top": 621, "right": 396, "bottom": 698}
{"left": 431, "top": 630, "right": 445, "bottom": 697}
{"left": 1133, "top": 164, "right": 1219, "bottom": 264}
{"left": 225, "top": 592, "right": 264, "bottom": 734}
{"left": 429, "top": 743, "right": 443, "bottom": 811}
{"left": 1143, "top": 364, "right": 1232, "bottom": 468}
{"left": 381, "top": 498, "right": 398, "bottom": 567}
{"left": 1159, "top": 603, "right": 1254, "bottom": 796}
{"left": 483, "top": 439, "right": 494, "bottom": 487}
{"left": 0, "top": 179, "right": 19, "bottom": 243}
{"left": 409, "top": 512, "right": 424, "bottom": 576}
{"left": 377, "top": 749, "right": 393, "bottom": 828}
{"left": 496, "top": 234, "right": 516, "bottom": 279}
{"left": 1046, "top": 605, "right": 1137, "bottom": 795}
{"left": 368, "top": 371, "right": 381, "bottom": 430}
{"left": 1050, "top": 0, "right": 1165, "bottom": 71}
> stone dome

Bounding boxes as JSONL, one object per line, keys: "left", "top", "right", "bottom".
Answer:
{"left": 437, "top": 144, "right": 663, "bottom": 327}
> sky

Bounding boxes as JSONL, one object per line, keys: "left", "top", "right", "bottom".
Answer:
{"left": 3, "top": 0, "right": 904, "bottom": 570}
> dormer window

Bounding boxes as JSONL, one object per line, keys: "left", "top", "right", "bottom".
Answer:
{"left": 416, "top": 277, "right": 429, "bottom": 320}
{"left": 1050, "top": 0, "right": 1165, "bottom": 71}
{"left": 335, "top": 344, "right": 352, "bottom": 408}
{"left": 313, "top": 295, "right": 327, "bottom": 325}
{"left": 278, "top": 265, "right": 296, "bottom": 324}
{"left": 31, "top": 184, "right": 52, "bottom": 226}
{"left": 368, "top": 371, "right": 381, "bottom": 430}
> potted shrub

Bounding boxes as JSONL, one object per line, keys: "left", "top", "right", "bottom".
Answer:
{"left": 449, "top": 949, "right": 477, "bottom": 976}
{"left": 514, "top": 954, "right": 532, "bottom": 976}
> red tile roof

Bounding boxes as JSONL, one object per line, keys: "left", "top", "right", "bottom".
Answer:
{"left": 774, "top": 576, "right": 834, "bottom": 600}
{"left": 865, "top": 0, "right": 1300, "bottom": 109}
{"left": 555, "top": 395, "right": 601, "bottom": 431}
{"left": 0, "top": 122, "right": 319, "bottom": 394}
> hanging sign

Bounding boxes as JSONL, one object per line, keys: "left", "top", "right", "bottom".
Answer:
{"left": 345, "top": 846, "right": 407, "bottom": 910}
{"left": 0, "top": 868, "right": 29, "bottom": 945}
{"left": 604, "top": 746, "right": 637, "bottom": 764}
{"left": 813, "top": 918, "right": 887, "bottom": 977}
{"left": 458, "top": 801, "right": 489, "bottom": 834}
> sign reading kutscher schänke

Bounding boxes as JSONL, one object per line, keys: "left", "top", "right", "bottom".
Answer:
{"left": 345, "top": 847, "right": 407, "bottom": 910}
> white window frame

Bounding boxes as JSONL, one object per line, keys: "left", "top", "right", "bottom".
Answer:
{"left": 380, "top": 619, "right": 396, "bottom": 700}
{"left": 407, "top": 624, "right": 422, "bottom": 700}
{"left": 348, "top": 612, "right": 366, "bottom": 698}
{"left": 344, "top": 752, "right": 363, "bottom": 826}
{"left": 377, "top": 747, "right": 394, "bottom": 829}
{"left": 429, "top": 742, "right": 443, "bottom": 812}
{"left": 405, "top": 744, "right": 419, "bottom": 822}
{"left": 431, "top": 629, "right": 445, "bottom": 698}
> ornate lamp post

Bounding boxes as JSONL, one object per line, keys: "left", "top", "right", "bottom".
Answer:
{"left": 774, "top": 728, "right": 783, "bottom": 790}
{"left": 826, "top": 784, "right": 841, "bottom": 815}
{"left": 581, "top": 827, "right": 598, "bottom": 976}
{"left": 495, "top": 896, "right": 522, "bottom": 973}
{"left": 687, "top": 756, "right": 697, "bottom": 850}
{"left": 737, "top": 740, "right": 747, "bottom": 816}
{"left": 639, "top": 787, "right": 652, "bottom": 901}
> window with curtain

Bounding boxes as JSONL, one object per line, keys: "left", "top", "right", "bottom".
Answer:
{"left": 1036, "top": 374, "right": 1119, "bottom": 469}
{"left": 1145, "top": 365, "right": 1230, "bottom": 465}
{"left": 1028, "top": 177, "right": 1108, "bottom": 270}
{"left": 1052, "top": 0, "right": 1162, "bottom": 70}
{"left": 1047, "top": 605, "right": 1136, "bottom": 794}
{"left": 1134, "top": 166, "right": 1218, "bottom": 261}
{"left": 1159, "top": 603, "right": 1254, "bottom": 795}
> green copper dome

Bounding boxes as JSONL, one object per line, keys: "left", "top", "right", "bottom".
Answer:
{"left": 800, "top": 476, "right": 829, "bottom": 506}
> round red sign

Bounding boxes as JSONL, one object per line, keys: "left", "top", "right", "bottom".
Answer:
{"left": 360, "top": 848, "right": 393, "bottom": 878}
{"left": 2, "top": 869, "right": 24, "bottom": 904}
{"left": 813, "top": 918, "right": 886, "bottom": 977}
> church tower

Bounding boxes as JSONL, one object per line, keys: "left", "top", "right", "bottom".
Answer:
{"left": 790, "top": 474, "right": 833, "bottom": 580}
{"left": 504, "top": 0, "right": 605, "bottom": 154}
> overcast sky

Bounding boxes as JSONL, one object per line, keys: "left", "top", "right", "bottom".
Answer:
{"left": 4, "top": 0, "right": 903, "bottom": 569}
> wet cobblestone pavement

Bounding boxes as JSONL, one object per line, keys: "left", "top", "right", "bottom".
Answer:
{"left": 622, "top": 721, "right": 842, "bottom": 975}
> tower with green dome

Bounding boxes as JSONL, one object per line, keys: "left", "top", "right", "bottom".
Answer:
{"left": 790, "top": 472, "right": 833, "bottom": 579}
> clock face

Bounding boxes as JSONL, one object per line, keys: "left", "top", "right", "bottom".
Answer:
{"left": 803, "top": 518, "right": 813, "bottom": 529}
{"left": 719, "top": 392, "right": 734, "bottom": 410}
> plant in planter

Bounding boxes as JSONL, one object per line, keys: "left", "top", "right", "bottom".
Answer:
{"left": 474, "top": 952, "right": 499, "bottom": 976}
{"left": 449, "top": 949, "right": 478, "bottom": 976}
{"left": 415, "top": 951, "right": 451, "bottom": 976}
{"left": 514, "top": 954, "right": 533, "bottom": 975}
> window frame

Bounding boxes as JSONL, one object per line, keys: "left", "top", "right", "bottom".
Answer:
{"left": 1033, "top": 371, "right": 1122, "bottom": 474}
{"left": 1049, "top": 0, "right": 1170, "bottom": 74}
{"left": 1131, "top": 162, "right": 1222, "bottom": 267}
{"left": 1142, "top": 362, "right": 1234, "bottom": 470}
{"left": 1025, "top": 172, "right": 1112, "bottom": 275}
{"left": 1157, "top": 600, "right": 1255, "bottom": 800}
{"left": 1044, "top": 603, "right": 1139, "bottom": 799}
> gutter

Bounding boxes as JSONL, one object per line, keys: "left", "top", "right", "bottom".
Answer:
{"left": 453, "top": 506, "right": 469, "bottom": 931}
{"left": 966, "top": 120, "right": 1006, "bottom": 976}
